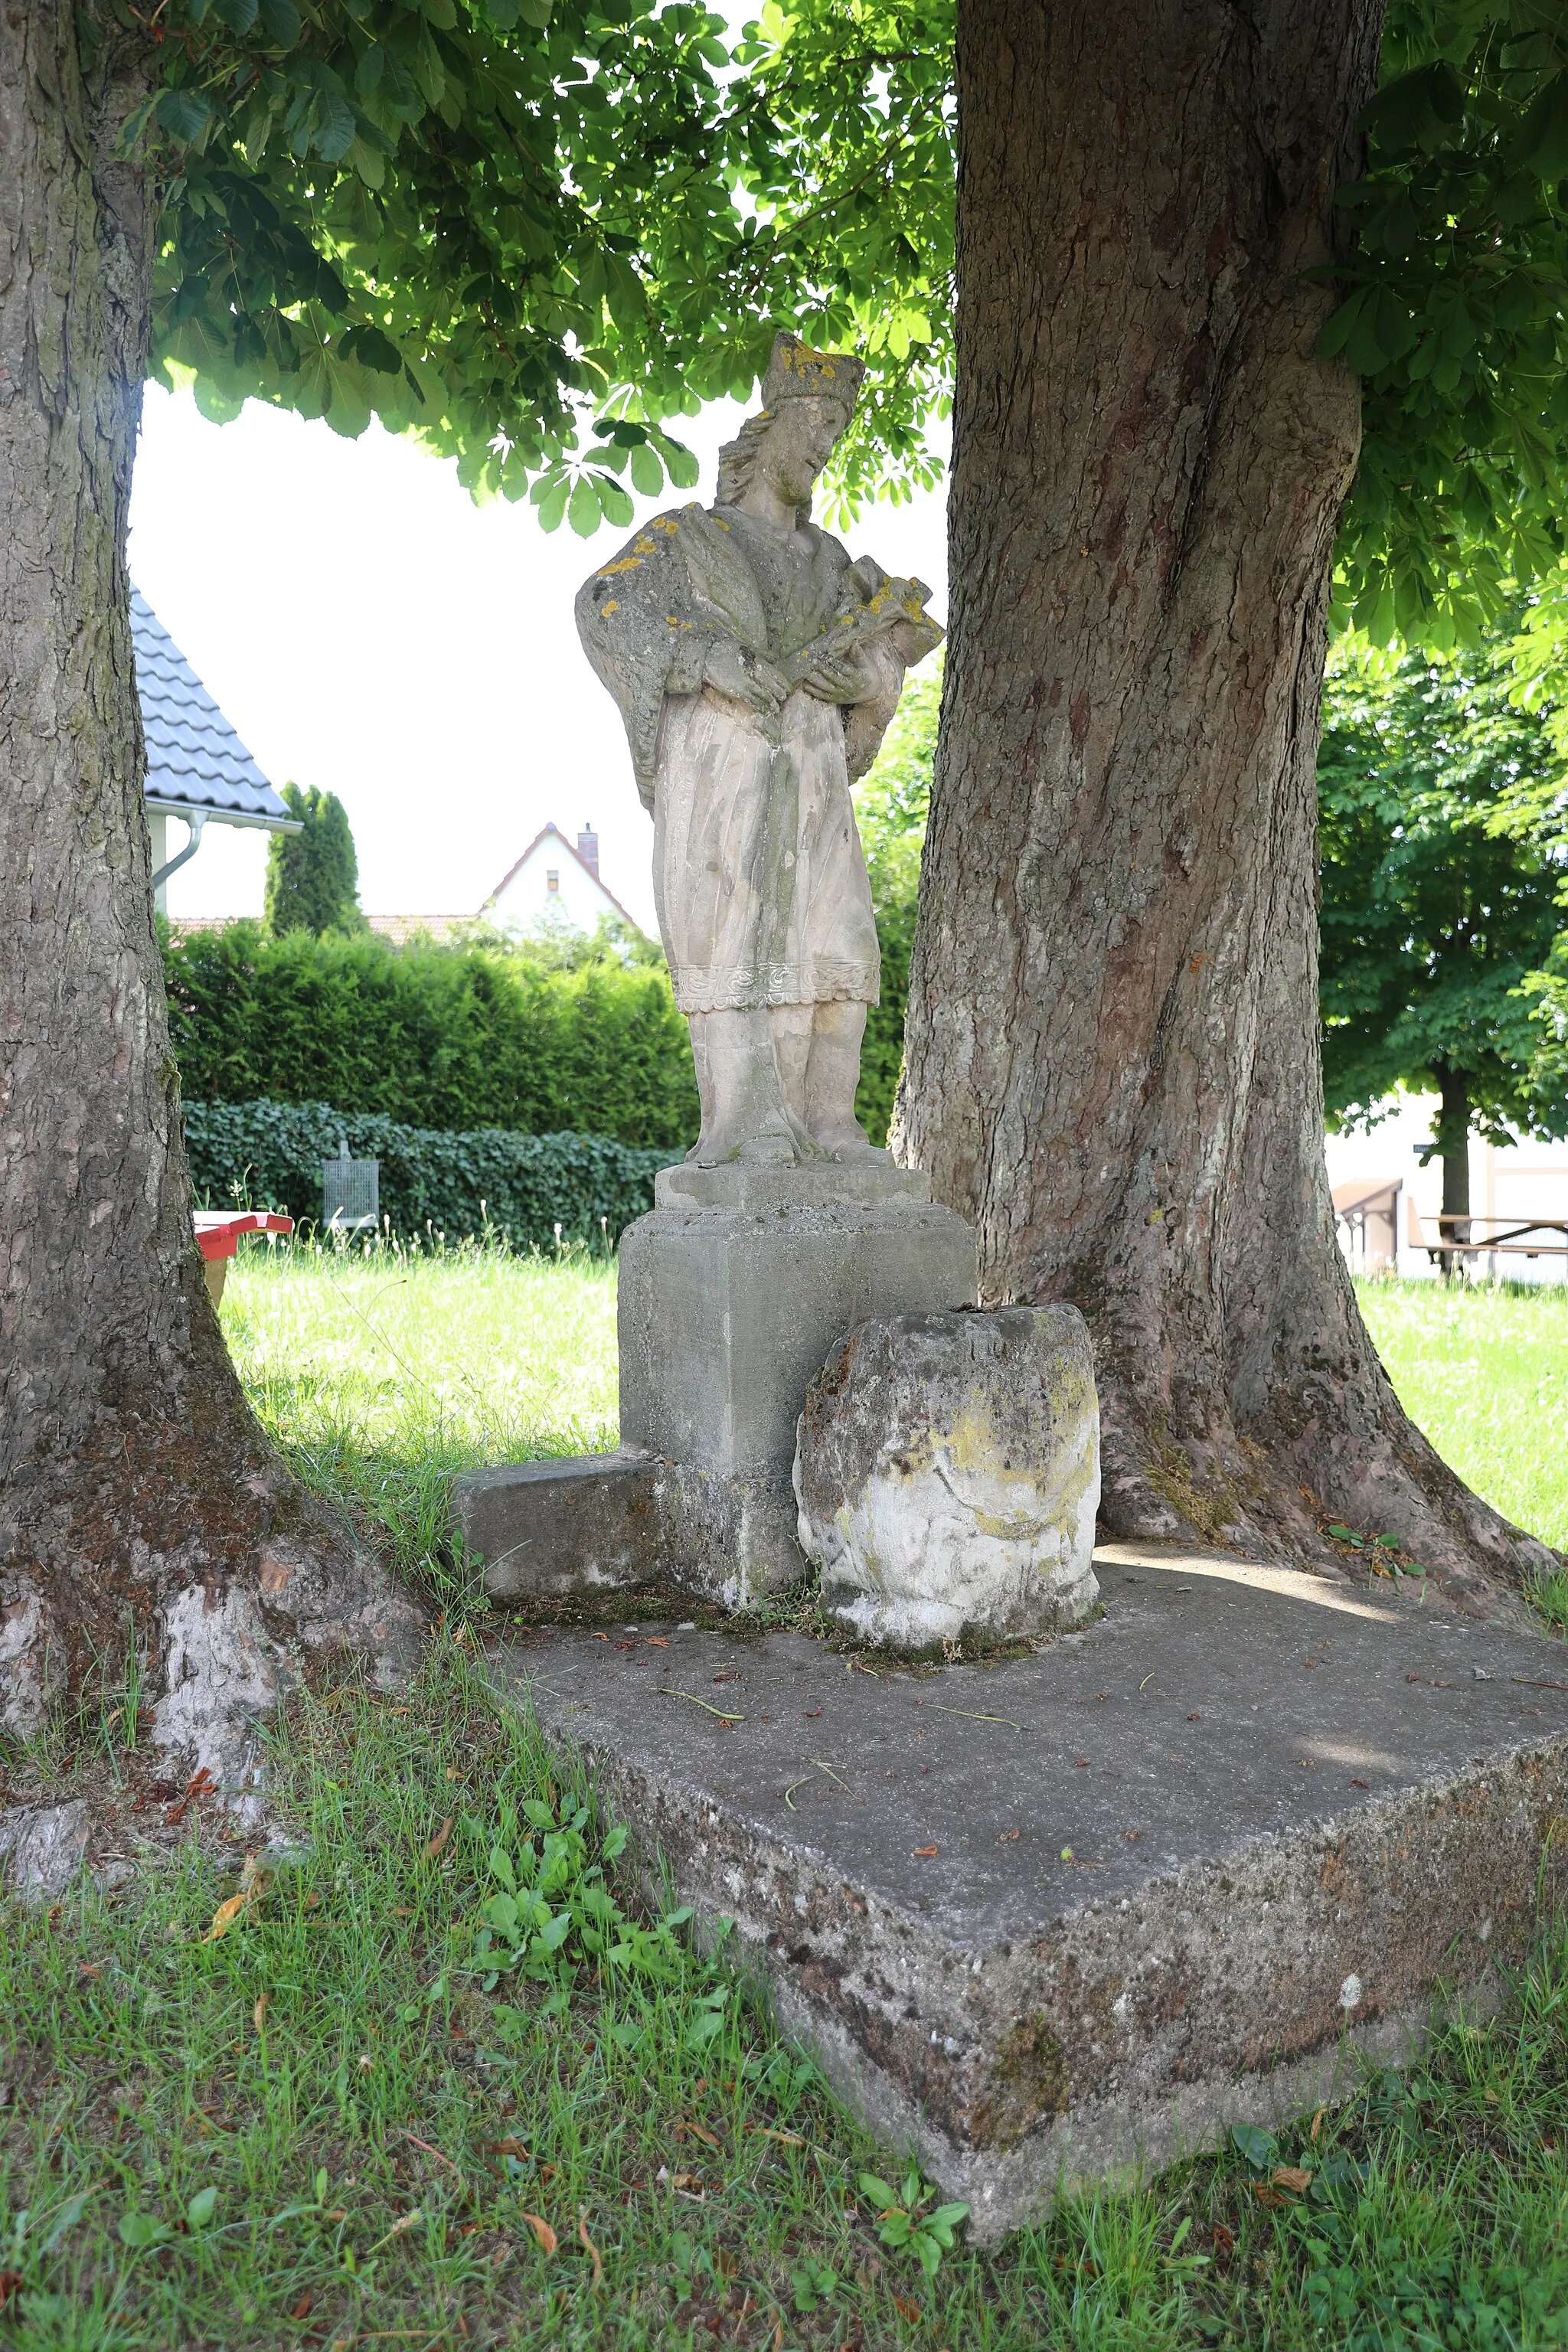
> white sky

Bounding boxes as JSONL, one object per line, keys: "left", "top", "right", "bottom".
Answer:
{"left": 128, "top": 384, "right": 950, "bottom": 933}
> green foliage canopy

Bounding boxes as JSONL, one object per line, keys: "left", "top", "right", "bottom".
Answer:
{"left": 133, "top": 0, "right": 949, "bottom": 533}
{"left": 1326, "top": 1, "right": 1568, "bottom": 645}
{"left": 263, "top": 781, "right": 365, "bottom": 933}
{"left": 132, "top": 0, "right": 1568, "bottom": 608}
{"left": 1318, "top": 628, "right": 1568, "bottom": 1151}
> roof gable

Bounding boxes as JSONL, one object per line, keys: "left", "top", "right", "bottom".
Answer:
{"left": 485, "top": 822, "right": 644, "bottom": 934}
{"left": 132, "top": 587, "right": 292, "bottom": 825}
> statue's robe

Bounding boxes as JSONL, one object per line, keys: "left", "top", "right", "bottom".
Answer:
{"left": 577, "top": 501, "right": 913, "bottom": 1015}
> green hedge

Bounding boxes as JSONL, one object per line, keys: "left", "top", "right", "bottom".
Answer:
{"left": 162, "top": 923, "right": 700, "bottom": 1151}
{"left": 184, "top": 1099, "right": 671, "bottom": 1247}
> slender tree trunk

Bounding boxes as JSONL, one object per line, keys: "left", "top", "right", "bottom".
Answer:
{"left": 0, "top": 5, "right": 420, "bottom": 1833}
{"left": 1434, "top": 1063, "right": 1472, "bottom": 1277}
{"left": 896, "top": 0, "right": 1553, "bottom": 1613}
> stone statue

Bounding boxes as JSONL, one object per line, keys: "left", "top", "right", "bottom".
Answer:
{"left": 577, "top": 334, "right": 943, "bottom": 1167}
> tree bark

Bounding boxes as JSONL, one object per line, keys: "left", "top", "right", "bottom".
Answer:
{"left": 0, "top": 4, "right": 420, "bottom": 1820}
{"left": 896, "top": 0, "right": 1553, "bottom": 1612}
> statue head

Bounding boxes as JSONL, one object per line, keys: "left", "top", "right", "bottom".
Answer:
{"left": 717, "top": 333, "right": 864, "bottom": 514}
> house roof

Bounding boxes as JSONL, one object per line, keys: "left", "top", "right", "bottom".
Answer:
{"left": 132, "top": 587, "right": 296, "bottom": 829}
{"left": 485, "top": 822, "right": 645, "bottom": 936}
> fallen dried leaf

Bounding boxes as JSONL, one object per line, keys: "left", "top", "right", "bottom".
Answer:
{"left": 290, "top": 2289, "right": 312, "bottom": 2319}
{"left": 1310, "top": 2107, "right": 1325, "bottom": 2142}
{"left": 913, "top": 1844, "right": 939, "bottom": 1857}
{"left": 485, "top": 2136, "right": 531, "bottom": 2161}
{"left": 578, "top": 2210, "right": 603, "bottom": 2288}
{"left": 645, "top": 1636, "right": 668, "bottom": 1648}
{"left": 253, "top": 1992, "right": 270, "bottom": 2031}
{"left": 754, "top": 2128, "right": 804, "bottom": 2147}
{"left": 1350, "top": 1778, "right": 1370, "bottom": 1789}
{"left": 893, "top": 2292, "right": 920, "bottom": 2321}
{"left": 0, "top": 2273, "right": 21, "bottom": 2312}
{"left": 423, "top": 1816, "right": 455, "bottom": 1861}
{"left": 78, "top": 1962, "right": 102, "bottom": 1978}
{"left": 1252, "top": 2182, "right": 1288, "bottom": 2208}
{"left": 678, "top": 2118, "right": 720, "bottom": 2148}
{"left": 997, "top": 1829, "right": 1021, "bottom": 1844}
{"left": 521, "top": 2212, "right": 557, "bottom": 2254}
{"left": 1271, "top": 2165, "right": 1312, "bottom": 2194}
{"left": 201, "top": 1893, "right": 253, "bottom": 1944}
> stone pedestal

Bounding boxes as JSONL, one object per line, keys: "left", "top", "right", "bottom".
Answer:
{"left": 454, "top": 1159, "right": 977, "bottom": 1609}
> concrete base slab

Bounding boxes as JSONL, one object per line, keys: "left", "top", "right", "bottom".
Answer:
{"left": 488, "top": 1540, "right": 1568, "bottom": 2239}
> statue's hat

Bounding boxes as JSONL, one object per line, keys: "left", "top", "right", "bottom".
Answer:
{"left": 761, "top": 332, "right": 864, "bottom": 413}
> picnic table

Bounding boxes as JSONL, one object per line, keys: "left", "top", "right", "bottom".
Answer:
{"left": 1407, "top": 1197, "right": 1568, "bottom": 1269}
{"left": 194, "top": 1210, "right": 294, "bottom": 1305}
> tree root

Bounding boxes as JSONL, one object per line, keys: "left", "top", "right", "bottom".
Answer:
{"left": 1096, "top": 1374, "right": 1557, "bottom": 1628}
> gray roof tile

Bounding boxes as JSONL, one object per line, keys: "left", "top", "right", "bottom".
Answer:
{"left": 132, "top": 587, "right": 292, "bottom": 825}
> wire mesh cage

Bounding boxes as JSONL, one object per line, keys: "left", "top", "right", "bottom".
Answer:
{"left": 322, "top": 1139, "right": 380, "bottom": 1234}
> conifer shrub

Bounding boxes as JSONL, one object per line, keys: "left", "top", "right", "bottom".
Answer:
{"left": 162, "top": 922, "right": 699, "bottom": 1152}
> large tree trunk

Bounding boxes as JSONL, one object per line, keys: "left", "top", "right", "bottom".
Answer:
{"left": 0, "top": 5, "right": 420, "bottom": 1849}
{"left": 896, "top": 0, "right": 1553, "bottom": 1615}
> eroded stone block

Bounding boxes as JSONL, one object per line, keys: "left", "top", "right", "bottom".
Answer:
{"left": 793, "top": 1305, "right": 1101, "bottom": 1646}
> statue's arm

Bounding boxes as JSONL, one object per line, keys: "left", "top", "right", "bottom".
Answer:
{"left": 841, "top": 635, "right": 910, "bottom": 782}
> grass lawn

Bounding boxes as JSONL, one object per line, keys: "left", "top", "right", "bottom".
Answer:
{"left": 1356, "top": 1276, "right": 1568, "bottom": 1553}
{"left": 2, "top": 1243, "right": 1566, "bottom": 2349}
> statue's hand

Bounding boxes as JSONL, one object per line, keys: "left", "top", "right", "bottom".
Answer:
{"left": 703, "top": 639, "right": 789, "bottom": 716}
{"left": 798, "top": 654, "right": 871, "bottom": 702}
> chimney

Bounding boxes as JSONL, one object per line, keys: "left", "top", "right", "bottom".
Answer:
{"left": 577, "top": 821, "right": 599, "bottom": 878}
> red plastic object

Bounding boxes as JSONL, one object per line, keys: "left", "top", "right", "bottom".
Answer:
{"left": 193, "top": 1210, "right": 294, "bottom": 1263}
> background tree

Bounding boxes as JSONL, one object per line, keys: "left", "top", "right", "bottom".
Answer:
{"left": 852, "top": 655, "right": 940, "bottom": 1146}
{"left": 264, "top": 782, "right": 366, "bottom": 936}
{"left": 1320, "top": 631, "right": 1568, "bottom": 1255}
